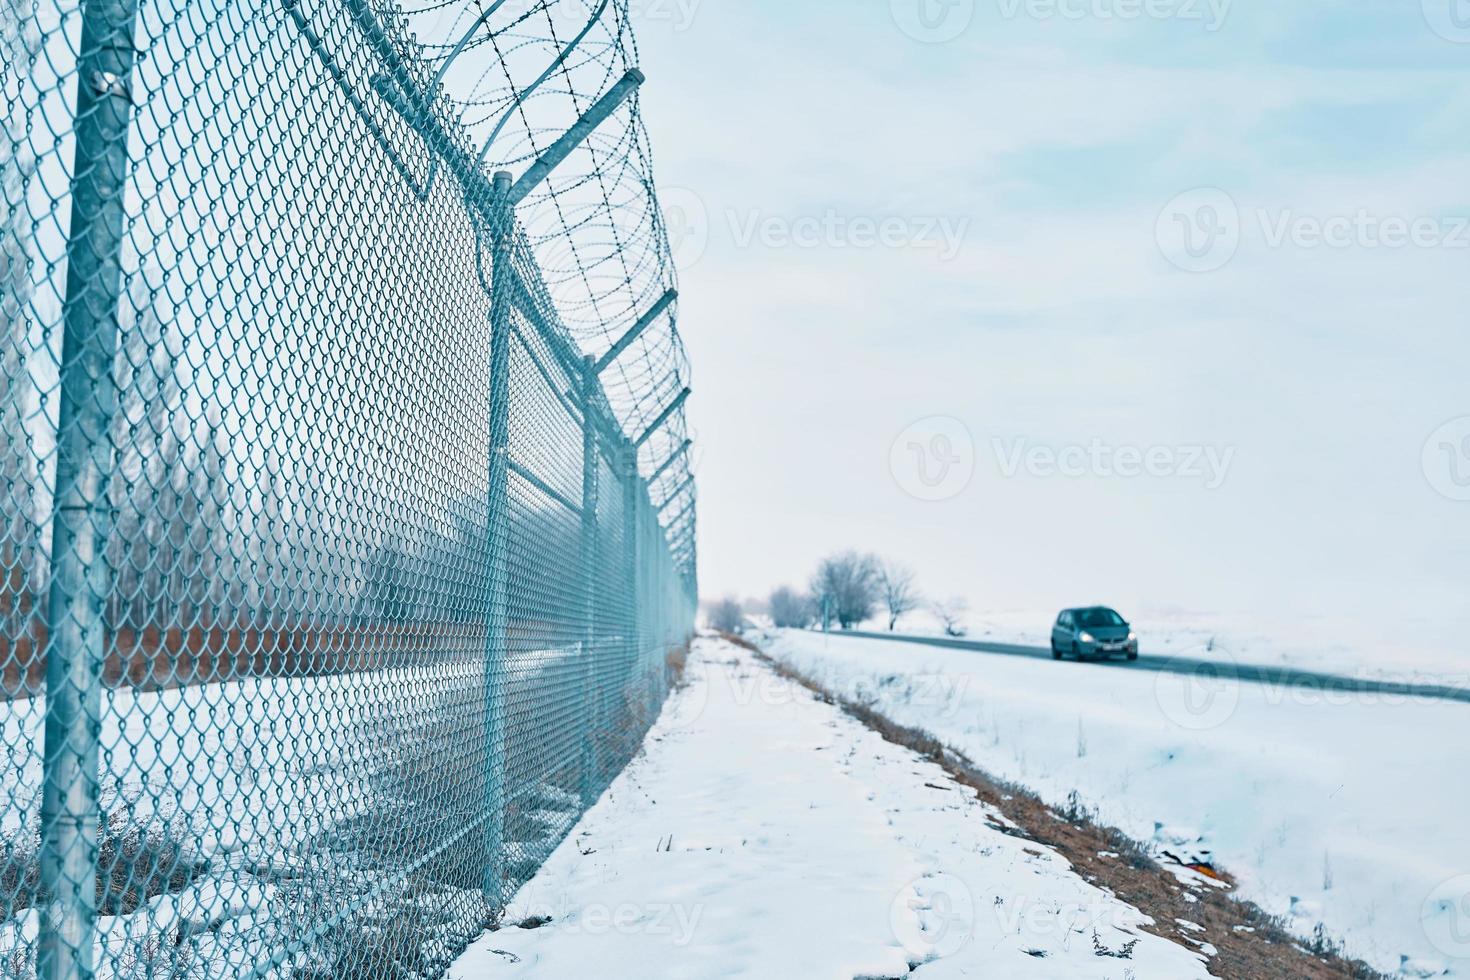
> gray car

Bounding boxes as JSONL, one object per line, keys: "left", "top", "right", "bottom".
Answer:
{"left": 1051, "top": 607, "right": 1139, "bottom": 661}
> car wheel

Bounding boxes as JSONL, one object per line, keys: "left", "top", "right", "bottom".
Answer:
{"left": 1051, "top": 641, "right": 1062, "bottom": 661}
{"left": 1127, "top": 651, "right": 1139, "bottom": 661}
{"left": 1071, "top": 641, "right": 1081, "bottom": 661}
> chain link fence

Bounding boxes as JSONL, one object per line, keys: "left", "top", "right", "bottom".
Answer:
{"left": 0, "top": 0, "right": 696, "bottom": 974}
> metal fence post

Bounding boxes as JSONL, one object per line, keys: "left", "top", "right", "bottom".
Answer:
{"left": 624, "top": 450, "right": 642, "bottom": 695}
{"left": 480, "top": 169, "right": 514, "bottom": 902}
{"left": 39, "top": 0, "right": 140, "bottom": 974}
{"left": 578, "top": 355, "right": 599, "bottom": 804}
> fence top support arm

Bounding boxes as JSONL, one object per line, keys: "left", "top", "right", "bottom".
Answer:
{"left": 647, "top": 438, "right": 691, "bottom": 487}
{"left": 656, "top": 474, "right": 694, "bottom": 513}
{"left": 594, "top": 288, "right": 677, "bottom": 375}
{"left": 633, "top": 387, "right": 691, "bottom": 451}
{"left": 663, "top": 498, "right": 695, "bottom": 537}
{"left": 506, "top": 68, "right": 645, "bottom": 208}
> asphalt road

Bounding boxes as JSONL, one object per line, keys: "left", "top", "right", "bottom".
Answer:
{"left": 835, "top": 630, "right": 1470, "bottom": 706}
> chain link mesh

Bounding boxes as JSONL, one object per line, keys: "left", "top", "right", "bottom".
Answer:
{"left": 0, "top": 0, "right": 697, "bottom": 974}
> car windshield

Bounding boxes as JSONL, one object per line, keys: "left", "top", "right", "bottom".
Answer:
{"left": 1077, "top": 608, "right": 1125, "bottom": 628}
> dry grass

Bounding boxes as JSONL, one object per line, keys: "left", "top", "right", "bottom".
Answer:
{"left": 664, "top": 641, "right": 690, "bottom": 689}
{"left": 0, "top": 799, "right": 208, "bottom": 922}
{"left": 725, "top": 633, "right": 1391, "bottom": 980}
{"left": 96, "top": 804, "right": 210, "bottom": 917}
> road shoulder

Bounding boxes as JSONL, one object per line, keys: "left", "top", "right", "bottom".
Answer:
{"left": 750, "top": 633, "right": 1392, "bottom": 980}
{"left": 452, "top": 635, "right": 1213, "bottom": 979}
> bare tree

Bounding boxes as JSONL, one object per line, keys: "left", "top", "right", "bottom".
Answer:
{"left": 708, "top": 597, "right": 743, "bottom": 634}
{"left": 877, "top": 561, "right": 920, "bottom": 631}
{"left": 107, "top": 274, "right": 184, "bottom": 632}
{"left": 247, "top": 455, "right": 293, "bottom": 626}
{"left": 172, "top": 401, "right": 232, "bottom": 624}
{"left": 1, "top": 23, "right": 41, "bottom": 635}
{"left": 810, "top": 552, "right": 879, "bottom": 630}
{"left": 768, "top": 586, "right": 813, "bottom": 629}
{"left": 0, "top": 145, "right": 36, "bottom": 633}
{"left": 930, "top": 596, "right": 970, "bottom": 638}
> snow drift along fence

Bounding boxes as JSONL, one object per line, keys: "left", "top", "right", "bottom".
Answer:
{"left": 0, "top": 0, "right": 697, "bottom": 975}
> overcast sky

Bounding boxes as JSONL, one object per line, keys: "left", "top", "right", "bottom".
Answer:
{"left": 634, "top": 0, "right": 1470, "bottom": 664}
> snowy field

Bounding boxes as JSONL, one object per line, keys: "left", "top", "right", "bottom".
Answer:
{"left": 887, "top": 606, "right": 1470, "bottom": 683}
{"left": 764, "top": 628, "right": 1470, "bottom": 978}
{"left": 453, "top": 635, "right": 1212, "bottom": 979}
{"left": 0, "top": 647, "right": 587, "bottom": 977}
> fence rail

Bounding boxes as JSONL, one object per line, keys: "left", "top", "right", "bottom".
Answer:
{"left": 0, "top": 0, "right": 696, "bottom": 976}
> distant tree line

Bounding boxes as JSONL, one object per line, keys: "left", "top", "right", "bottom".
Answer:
{"left": 709, "top": 552, "right": 970, "bottom": 638}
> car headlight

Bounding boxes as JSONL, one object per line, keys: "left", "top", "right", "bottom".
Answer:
{"left": 1079, "top": 632, "right": 1095, "bottom": 643}
{"left": 1128, "top": 632, "right": 1137, "bottom": 642}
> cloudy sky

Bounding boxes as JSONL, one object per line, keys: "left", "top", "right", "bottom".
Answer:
{"left": 634, "top": 0, "right": 1470, "bottom": 663}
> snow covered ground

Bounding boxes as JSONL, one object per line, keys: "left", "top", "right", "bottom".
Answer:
{"left": 0, "top": 647, "right": 588, "bottom": 977}
{"left": 886, "top": 606, "right": 1470, "bottom": 683}
{"left": 765, "top": 628, "right": 1470, "bottom": 978}
{"left": 452, "top": 635, "right": 1212, "bottom": 979}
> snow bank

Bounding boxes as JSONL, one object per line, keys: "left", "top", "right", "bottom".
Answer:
{"left": 452, "top": 636, "right": 1211, "bottom": 978}
{"left": 767, "top": 628, "right": 1470, "bottom": 977}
